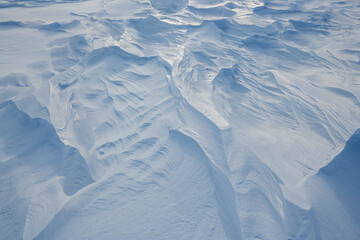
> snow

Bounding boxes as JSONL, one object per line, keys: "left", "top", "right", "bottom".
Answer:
{"left": 304, "top": 129, "right": 360, "bottom": 239}
{"left": 0, "top": 0, "right": 359, "bottom": 239}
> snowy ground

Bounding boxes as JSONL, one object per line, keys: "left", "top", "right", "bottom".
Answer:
{"left": 0, "top": 0, "right": 360, "bottom": 239}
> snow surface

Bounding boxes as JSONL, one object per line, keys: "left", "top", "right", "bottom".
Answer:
{"left": 0, "top": 0, "right": 359, "bottom": 239}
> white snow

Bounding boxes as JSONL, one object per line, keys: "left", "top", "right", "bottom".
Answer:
{"left": 0, "top": 0, "right": 359, "bottom": 239}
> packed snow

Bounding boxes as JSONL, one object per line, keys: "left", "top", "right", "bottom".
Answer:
{"left": 0, "top": 0, "right": 359, "bottom": 239}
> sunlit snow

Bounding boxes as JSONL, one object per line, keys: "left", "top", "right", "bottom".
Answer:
{"left": 0, "top": 0, "right": 359, "bottom": 239}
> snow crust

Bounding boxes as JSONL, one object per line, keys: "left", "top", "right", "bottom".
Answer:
{"left": 0, "top": 0, "right": 360, "bottom": 239}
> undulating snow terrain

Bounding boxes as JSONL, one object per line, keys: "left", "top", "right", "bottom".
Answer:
{"left": 0, "top": 0, "right": 359, "bottom": 239}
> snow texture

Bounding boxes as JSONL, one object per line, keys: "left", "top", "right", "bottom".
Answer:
{"left": 0, "top": 0, "right": 359, "bottom": 239}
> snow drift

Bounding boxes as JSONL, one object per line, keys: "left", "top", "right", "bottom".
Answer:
{"left": 0, "top": 0, "right": 359, "bottom": 239}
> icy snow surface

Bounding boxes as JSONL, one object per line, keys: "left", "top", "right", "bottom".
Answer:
{"left": 0, "top": 0, "right": 360, "bottom": 239}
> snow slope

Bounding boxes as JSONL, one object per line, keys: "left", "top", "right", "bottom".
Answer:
{"left": 0, "top": 0, "right": 360, "bottom": 239}
{"left": 305, "top": 129, "right": 360, "bottom": 240}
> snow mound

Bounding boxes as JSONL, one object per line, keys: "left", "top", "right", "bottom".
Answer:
{"left": 305, "top": 129, "right": 360, "bottom": 239}
{"left": 0, "top": 101, "right": 93, "bottom": 240}
{"left": 0, "top": 0, "right": 360, "bottom": 239}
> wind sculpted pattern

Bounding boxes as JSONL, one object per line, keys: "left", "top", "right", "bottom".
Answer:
{"left": 0, "top": 0, "right": 360, "bottom": 239}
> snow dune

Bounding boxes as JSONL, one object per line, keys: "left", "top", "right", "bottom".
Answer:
{"left": 0, "top": 0, "right": 359, "bottom": 239}
{"left": 0, "top": 101, "right": 93, "bottom": 240}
